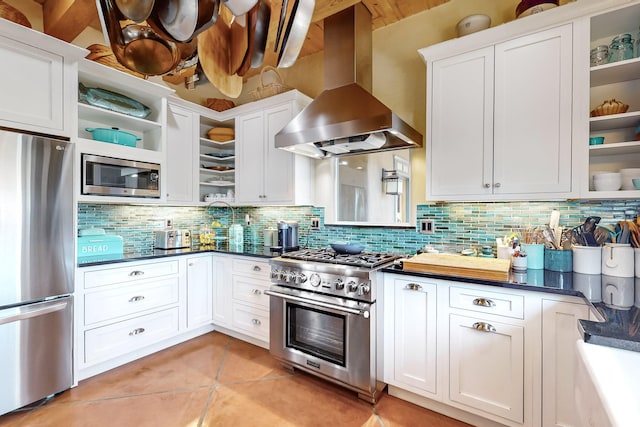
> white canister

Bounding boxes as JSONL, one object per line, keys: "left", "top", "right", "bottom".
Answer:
{"left": 263, "top": 227, "right": 277, "bottom": 247}
{"left": 601, "top": 275, "right": 634, "bottom": 310}
{"left": 601, "top": 243, "right": 634, "bottom": 277}
{"left": 572, "top": 245, "right": 602, "bottom": 275}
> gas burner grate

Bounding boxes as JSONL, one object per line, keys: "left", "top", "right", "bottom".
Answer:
{"left": 281, "top": 248, "right": 402, "bottom": 269}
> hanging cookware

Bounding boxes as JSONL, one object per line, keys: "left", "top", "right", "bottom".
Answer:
{"left": 146, "top": 9, "right": 198, "bottom": 61}
{"left": 274, "top": 0, "right": 288, "bottom": 52}
{"left": 236, "top": 3, "right": 259, "bottom": 76}
{"left": 277, "top": 0, "right": 315, "bottom": 68}
{"left": 192, "top": 0, "right": 220, "bottom": 37}
{"left": 156, "top": 0, "right": 199, "bottom": 42}
{"left": 250, "top": 0, "right": 270, "bottom": 68}
{"left": 114, "top": 0, "right": 155, "bottom": 22}
{"left": 222, "top": 0, "right": 258, "bottom": 17}
{"left": 229, "top": 11, "right": 249, "bottom": 75}
{"left": 97, "top": 0, "right": 181, "bottom": 76}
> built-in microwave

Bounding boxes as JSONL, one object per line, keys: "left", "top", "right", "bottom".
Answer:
{"left": 82, "top": 154, "right": 160, "bottom": 198}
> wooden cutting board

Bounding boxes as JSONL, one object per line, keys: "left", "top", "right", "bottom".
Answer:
{"left": 403, "top": 253, "right": 511, "bottom": 282}
{"left": 197, "top": 9, "right": 242, "bottom": 98}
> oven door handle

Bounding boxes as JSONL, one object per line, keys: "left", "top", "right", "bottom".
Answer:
{"left": 264, "top": 290, "right": 370, "bottom": 318}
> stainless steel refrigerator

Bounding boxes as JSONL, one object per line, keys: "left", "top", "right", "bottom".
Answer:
{"left": 0, "top": 128, "right": 74, "bottom": 415}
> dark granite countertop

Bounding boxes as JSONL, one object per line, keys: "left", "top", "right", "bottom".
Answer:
{"left": 383, "top": 265, "right": 640, "bottom": 353}
{"left": 77, "top": 244, "right": 282, "bottom": 267}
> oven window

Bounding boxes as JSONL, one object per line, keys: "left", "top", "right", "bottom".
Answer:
{"left": 286, "top": 303, "right": 346, "bottom": 366}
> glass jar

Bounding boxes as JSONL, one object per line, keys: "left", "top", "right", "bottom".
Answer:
{"left": 590, "top": 45, "right": 609, "bottom": 66}
{"left": 608, "top": 33, "right": 634, "bottom": 63}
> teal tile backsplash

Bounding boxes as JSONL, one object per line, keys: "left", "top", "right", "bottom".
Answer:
{"left": 78, "top": 200, "right": 640, "bottom": 255}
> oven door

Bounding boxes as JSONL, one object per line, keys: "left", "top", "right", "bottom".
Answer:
{"left": 265, "top": 285, "right": 375, "bottom": 395}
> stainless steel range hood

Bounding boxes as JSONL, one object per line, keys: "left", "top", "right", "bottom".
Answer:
{"left": 274, "top": 3, "right": 423, "bottom": 158}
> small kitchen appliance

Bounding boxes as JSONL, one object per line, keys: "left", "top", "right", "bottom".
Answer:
{"left": 154, "top": 230, "right": 191, "bottom": 249}
{"left": 277, "top": 220, "right": 299, "bottom": 251}
{"left": 266, "top": 247, "right": 402, "bottom": 403}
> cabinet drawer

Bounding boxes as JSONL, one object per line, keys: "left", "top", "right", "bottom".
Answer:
{"left": 232, "top": 303, "right": 269, "bottom": 342}
{"left": 84, "top": 307, "right": 179, "bottom": 364}
{"left": 84, "top": 277, "right": 179, "bottom": 326}
{"left": 232, "top": 258, "right": 270, "bottom": 279}
{"left": 84, "top": 260, "right": 179, "bottom": 289}
{"left": 449, "top": 286, "right": 524, "bottom": 319}
{"left": 232, "top": 275, "right": 269, "bottom": 308}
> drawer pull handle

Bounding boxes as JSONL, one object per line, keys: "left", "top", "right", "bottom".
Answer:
{"left": 251, "top": 289, "right": 262, "bottom": 295}
{"left": 406, "top": 283, "right": 422, "bottom": 291}
{"left": 129, "top": 327, "right": 146, "bottom": 336}
{"left": 129, "top": 270, "right": 145, "bottom": 277}
{"left": 251, "top": 318, "right": 261, "bottom": 325}
{"left": 129, "top": 295, "right": 145, "bottom": 302}
{"left": 473, "top": 298, "right": 495, "bottom": 307}
{"left": 253, "top": 265, "right": 262, "bottom": 272}
{"left": 472, "top": 322, "right": 496, "bottom": 333}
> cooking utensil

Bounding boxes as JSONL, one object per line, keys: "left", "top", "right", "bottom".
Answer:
{"left": 223, "top": 0, "right": 258, "bottom": 17}
{"left": 156, "top": 0, "right": 198, "bottom": 42}
{"left": 250, "top": 0, "right": 270, "bottom": 68}
{"left": 330, "top": 241, "right": 365, "bottom": 255}
{"left": 236, "top": 3, "right": 259, "bottom": 76}
{"left": 274, "top": 0, "right": 288, "bottom": 52}
{"left": 277, "top": 0, "right": 315, "bottom": 68}
{"left": 97, "top": 0, "right": 181, "bottom": 76}
{"left": 146, "top": 11, "right": 198, "bottom": 61}
{"left": 85, "top": 127, "right": 141, "bottom": 147}
{"left": 192, "top": 0, "right": 220, "bottom": 37}
{"left": 115, "top": 0, "right": 155, "bottom": 22}
{"left": 229, "top": 11, "right": 249, "bottom": 75}
{"left": 197, "top": 9, "right": 242, "bottom": 98}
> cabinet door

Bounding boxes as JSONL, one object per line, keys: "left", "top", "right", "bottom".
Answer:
{"left": 449, "top": 313, "right": 524, "bottom": 423}
{"left": 392, "top": 278, "right": 438, "bottom": 396}
{"left": 0, "top": 36, "right": 64, "bottom": 134}
{"left": 235, "top": 111, "right": 265, "bottom": 204}
{"left": 263, "top": 103, "right": 295, "bottom": 203}
{"left": 542, "top": 299, "right": 589, "bottom": 427}
{"left": 212, "top": 254, "right": 232, "bottom": 327}
{"left": 166, "top": 103, "right": 197, "bottom": 202}
{"left": 429, "top": 47, "right": 494, "bottom": 198}
{"left": 493, "top": 24, "right": 573, "bottom": 195}
{"left": 186, "top": 255, "right": 213, "bottom": 328}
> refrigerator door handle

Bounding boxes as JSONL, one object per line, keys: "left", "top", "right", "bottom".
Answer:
{"left": 0, "top": 300, "right": 69, "bottom": 326}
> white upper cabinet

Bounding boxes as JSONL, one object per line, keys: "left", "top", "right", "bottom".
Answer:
{"left": 0, "top": 19, "right": 85, "bottom": 137}
{"left": 235, "top": 91, "right": 313, "bottom": 206}
{"left": 423, "top": 23, "right": 574, "bottom": 201}
{"left": 166, "top": 102, "right": 198, "bottom": 203}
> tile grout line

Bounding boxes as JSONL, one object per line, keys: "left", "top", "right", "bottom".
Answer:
{"left": 197, "top": 335, "right": 233, "bottom": 427}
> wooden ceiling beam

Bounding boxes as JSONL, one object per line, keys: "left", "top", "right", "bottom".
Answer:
{"left": 42, "top": 0, "right": 97, "bottom": 42}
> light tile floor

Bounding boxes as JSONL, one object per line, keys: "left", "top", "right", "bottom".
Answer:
{"left": 0, "top": 332, "right": 471, "bottom": 427}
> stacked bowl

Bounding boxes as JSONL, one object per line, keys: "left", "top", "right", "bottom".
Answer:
{"left": 593, "top": 172, "right": 622, "bottom": 191}
{"left": 620, "top": 168, "right": 640, "bottom": 190}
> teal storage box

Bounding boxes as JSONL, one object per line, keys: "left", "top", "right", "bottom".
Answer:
{"left": 78, "top": 234, "right": 123, "bottom": 258}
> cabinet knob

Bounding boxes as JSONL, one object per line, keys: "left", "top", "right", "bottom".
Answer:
{"left": 128, "top": 270, "right": 145, "bottom": 276}
{"left": 484, "top": 183, "right": 491, "bottom": 188}
{"left": 405, "top": 283, "right": 422, "bottom": 291}
{"left": 472, "top": 322, "right": 496, "bottom": 333}
{"left": 252, "top": 265, "right": 261, "bottom": 271}
{"left": 494, "top": 182, "right": 501, "bottom": 188}
{"left": 128, "top": 327, "right": 146, "bottom": 336}
{"left": 128, "top": 295, "right": 145, "bottom": 303}
{"left": 473, "top": 298, "right": 496, "bottom": 307}
{"left": 251, "top": 318, "right": 261, "bottom": 325}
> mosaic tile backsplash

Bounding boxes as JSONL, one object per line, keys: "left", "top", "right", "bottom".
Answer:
{"left": 78, "top": 200, "right": 640, "bottom": 256}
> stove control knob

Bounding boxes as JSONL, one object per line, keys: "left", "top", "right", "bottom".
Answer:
{"left": 357, "top": 283, "right": 371, "bottom": 296}
{"left": 309, "top": 273, "right": 321, "bottom": 287}
{"left": 347, "top": 281, "right": 358, "bottom": 293}
{"left": 270, "top": 268, "right": 281, "bottom": 280}
{"left": 283, "top": 271, "right": 294, "bottom": 283}
{"left": 334, "top": 278, "right": 344, "bottom": 290}
{"left": 295, "top": 272, "right": 307, "bottom": 284}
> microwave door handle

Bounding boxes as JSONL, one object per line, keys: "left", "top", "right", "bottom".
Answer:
{"left": 264, "top": 290, "right": 369, "bottom": 317}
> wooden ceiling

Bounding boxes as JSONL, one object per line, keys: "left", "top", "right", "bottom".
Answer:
{"left": 32, "top": 0, "right": 449, "bottom": 76}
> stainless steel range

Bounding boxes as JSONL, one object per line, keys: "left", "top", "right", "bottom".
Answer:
{"left": 265, "top": 248, "right": 402, "bottom": 403}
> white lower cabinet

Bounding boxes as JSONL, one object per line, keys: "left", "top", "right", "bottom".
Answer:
{"left": 541, "top": 299, "right": 590, "bottom": 427}
{"left": 212, "top": 253, "right": 233, "bottom": 327}
{"left": 448, "top": 313, "right": 524, "bottom": 423}
{"left": 383, "top": 275, "right": 438, "bottom": 398}
{"left": 76, "top": 255, "right": 215, "bottom": 380}
{"left": 186, "top": 254, "right": 213, "bottom": 328}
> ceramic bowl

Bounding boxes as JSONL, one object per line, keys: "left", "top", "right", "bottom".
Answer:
{"left": 593, "top": 172, "right": 622, "bottom": 191}
{"left": 619, "top": 168, "right": 640, "bottom": 190}
{"left": 633, "top": 178, "right": 640, "bottom": 190}
{"left": 330, "top": 241, "right": 365, "bottom": 255}
{"left": 456, "top": 15, "right": 491, "bottom": 37}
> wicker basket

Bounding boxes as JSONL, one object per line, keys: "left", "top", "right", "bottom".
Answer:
{"left": 205, "top": 98, "right": 236, "bottom": 111}
{"left": 85, "top": 44, "right": 147, "bottom": 79}
{"left": 590, "top": 99, "right": 629, "bottom": 117}
{"left": 249, "top": 66, "right": 292, "bottom": 101}
{"left": 0, "top": 1, "right": 31, "bottom": 28}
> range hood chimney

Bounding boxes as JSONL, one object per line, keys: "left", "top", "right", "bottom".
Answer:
{"left": 274, "top": 3, "right": 423, "bottom": 158}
